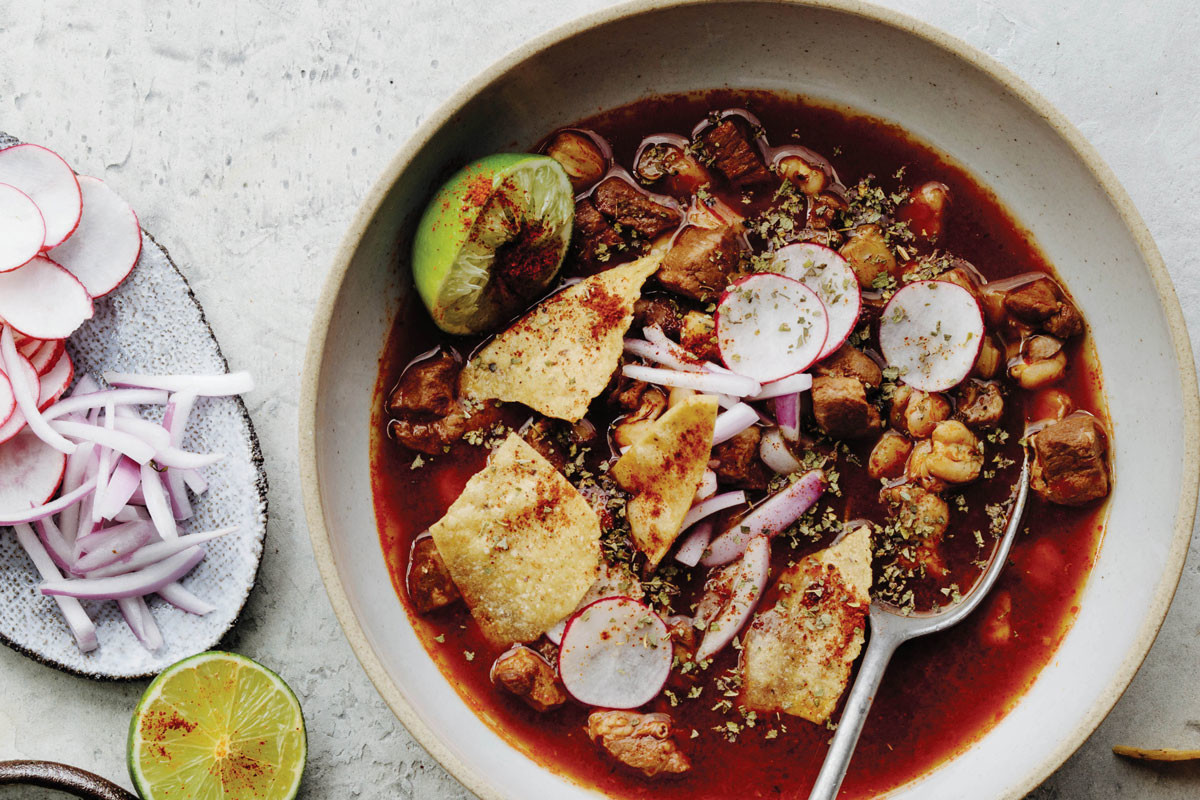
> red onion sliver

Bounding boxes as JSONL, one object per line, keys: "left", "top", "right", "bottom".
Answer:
{"left": 112, "top": 505, "right": 149, "bottom": 523}
{"left": 0, "top": 476, "right": 97, "bottom": 525}
{"left": 702, "top": 469, "right": 826, "bottom": 566}
{"left": 622, "top": 364, "right": 761, "bottom": 397}
{"left": 14, "top": 523, "right": 98, "bottom": 652}
{"left": 57, "top": 442, "right": 95, "bottom": 541}
{"left": 140, "top": 462, "right": 177, "bottom": 540}
{"left": 91, "top": 401, "right": 116, "bottom": 523}
{"left": 695, "top": 469, "right": 718, "bottom": 502}
{"left": 157, "top": 581, "right": 215, "bottom": 616}
{"left": 681, "top": 490, "right": 746, "bottom": 532}
{"left": 179, "top": 468, "right": 208, "bottom": 495}
{"left": 759, "top": 427, "right": 805, "bottom": 475}
{"left": 102, "top": 371, "right": 254, "bottom": 396}
{"left": 112, "top": 416, "right": 169, "bottom": 449}
{"left": 622, "top": 339, "right": 703, "bottom": 372}
{"left": 166, "top": 392, "right": 196, "bottom": 446}
{"left": 0, "top": 327, "right": 76, "bottom": 454}
{"left": 42, "top": 388, "right": 170, "bottom": 421}
{"left": 41, "top": 546, "right": 205, "bottom": 599}
{"left": 774, "top": 393, "right": 801, "bottom": 441}
{"left": 695, "top": 534, "right": 771, "bottom": 662}
{"left": 48, "top": 420, "right": 156, "bottom": 464}
{"left": 151, "top": 446, "right": 224, "bottom": 470}
{"left": 35, "top": 518, "right": 74, "bottom": 574}
{"left": 119, "top": 596, "right": 163, "bottom": 651}
{"left": 74, "top": 521, "right": 155, "bottom": 572}
{"left": 85, "top": 527, "right": 236, "bottom": 578}
{"left": 712, "top": 403, "right": 759, "bottom": 446}
{"left": 95, "top": 457, "right": 140, "bottom": 520}
{"left": 641, "top": 326, "right": 706, "bottom": 366}
{"left": 755, "top": 373, "right": 813, "bottom": 399}
{"left": 164, "top": 466, "right": 193, "bottom": 521}
{"left": 674, "top": 521, "right": 714, "bottom": 568}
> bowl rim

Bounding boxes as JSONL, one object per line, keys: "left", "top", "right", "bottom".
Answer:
{"left": 298, "top": 1, "right": 1200, "bottom": 797}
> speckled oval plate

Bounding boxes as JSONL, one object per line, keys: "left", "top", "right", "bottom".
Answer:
{"left": 0, "top": 132, "right": 268, "bottom": 680}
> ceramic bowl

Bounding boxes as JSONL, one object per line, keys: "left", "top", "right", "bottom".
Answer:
{"left": 300, "top": 1, "right": 1200, "bottom": 797}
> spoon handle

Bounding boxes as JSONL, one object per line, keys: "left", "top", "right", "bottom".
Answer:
{"left": 807, "top": 626, "right": 903, "bottom": 800}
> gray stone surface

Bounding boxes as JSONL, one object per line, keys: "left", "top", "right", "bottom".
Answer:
{"left": 0, "top": 0, "right": 1198, "bottom": 797}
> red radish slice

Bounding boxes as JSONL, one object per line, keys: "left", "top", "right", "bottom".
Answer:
{"left": 0, "top": 144, "right": 82, "bottom": 248}
{"left": 38, "top": 351, "right": 74, "bottom": 411}
{"left": 716, "top": 273, "right": 829, "bottom": 382}
{"left": 0, "top": 256, "right": 94, "bottom": 339}
{"left": 48, "top": 176, "right": 142, "bottom": 298}
{"left": 23, "top": 338, "right": 65, "bottom": 377}
{"left": 770, "top": 243, "right": 862, "bottom": 360}
{"left": 695, "top": 534, "right": 770, "bottom": 662}
{"left": 0, "top": 430, "right": 68, "bottom": 510}
{"left": 0, "top": 183, "right": 46, "bottom": 271}
{"left": 0, "top": 371, "right": 14, "bottom": 429}
{"left": 558, "top": 596, "right": 672, "bottom": 709}
{"left": 878, "top": 279, "right": 985, "bottom": 392}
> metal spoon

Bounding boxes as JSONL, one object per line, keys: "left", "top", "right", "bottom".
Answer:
{"left": 808, "top": 452, "right": 1031, "bottom": 800}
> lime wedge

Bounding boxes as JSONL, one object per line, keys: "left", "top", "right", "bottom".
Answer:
{"left": 128, "top": 651, "right": 307, "bottom": 800}
{"left": 413, "top": 153, "right": 575, "bottom": 335}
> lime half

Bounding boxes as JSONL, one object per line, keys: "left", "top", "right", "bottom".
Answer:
{"left": 128, "top": 651, "right": 307, "bottom": 800}
{"left": 413, "top": 153, "right": 575, "bottom": 335}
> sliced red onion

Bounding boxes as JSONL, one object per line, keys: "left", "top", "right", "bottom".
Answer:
{"left": 112, "top": 505, "right": 149, "bottom": 523}
{"left": 35, "top": 518, "right": 74, "bottom": 574}
{"left": 151, "top": 446, "right": 224, "bottom": 470}
{"left": 755, "top": 373, "right": 813, "bottom": 400}
{"left": 681, "top": 490, "right": 747, "bottom": 531}
{"left": 157, "top": 581, "right": 215, "bottom": 615}
{"left": 759, "top": 427, "right": 805, "bottom": 475}
{"left": 102, "top": 371, "right": 254, "bottom": 396}
{"left": 91, "top": 401, "right": 116, "bottom": 523}
{"left": 622, "top": 363, "right": 760, "bottom": 398}
{"left": 695, "top": 469, "right": 717, "bottom": 502}
{"left": 674, "top": 521, "right": 714, "bottom": 567}
{"left": 0, "top": 476, "right": 97, "bottom": 525}
{"left": 180, "top": 468, "right": 208, "bottom": 494}
{"left": 642, "top": 325, "right": 707, "bottom": 365}
{"left": 0, "top": 327, "right": 76, "bottom": 454}
{"left": 140, "top": 462, "right": 177, "bottom": 540}
{"left": 48, "top": 419, "right": 156, "bottom": 464}
{"left": 118, "top": 596, "right": 163, "bottom": 651}
{"left": 111, "top": 416, "right": 169, "bottom": 448}
{"left": 702, "top": 469, "right": 826, "bottom": 566}
{"left": 57, "top": 441, "right": 95, "bottom": 540}
{"left": 13, "top": 523, "right": 98, "bottom": 652}
{"left": 95, "top": 457, "right": 140, "bottom": 520}
{"left": 164, "top": 467, "right": 193, "bottom": 521}
{"left": 623, "top": 338, "right": 703, "bottom": 372}
{"left": 42, "top": 388, "right": 170, "bottom": 421}
{"left": 774, "top": 393, "right": 801, "bottom": 442}
{"left": 695, "top": 534, "right": 770, "bottom": 662}
{"left": 74, "top": 521, "right": 155, "bottom": 573}
{"left": 712, "top": 403, "right": 758, "bottom": 446}
{"left": 715, "top": 393, "right": 740, "bottom": 410}
{"left": 85, "top": 527, "right": 235, "bottom": 578}
{"left": 41, "top": 546, "right": 205, "bottom": 599}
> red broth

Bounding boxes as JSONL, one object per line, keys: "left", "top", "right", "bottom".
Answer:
{"left": 371, "top": 91, "right": 1109, "bottom": 798}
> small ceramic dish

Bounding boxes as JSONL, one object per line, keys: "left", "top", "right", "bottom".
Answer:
{"left": 0, "top": 133, "right": 268, "bottom": 680}
{"left": 300, "top": 1, "right": 1199, "bottom": 797}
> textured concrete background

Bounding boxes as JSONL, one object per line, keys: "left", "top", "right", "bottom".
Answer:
{"left": 1, "top": 0, "right": 1198, "bottom": 797}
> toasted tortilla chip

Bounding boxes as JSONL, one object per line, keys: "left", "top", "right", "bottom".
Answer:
{"left": 429, "top": 433, "right": 601, "bottom": 645}
{"left": 742, "top": 526, "right": 872, "bottom": 723}
{"left": 459, "top": 252, "right": 662, "bottom": 422}
{"left": 611, "top": 394, "right": 718, "bottom": 569}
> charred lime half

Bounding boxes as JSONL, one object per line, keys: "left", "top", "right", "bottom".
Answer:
{"left": 412, "top": 153, "right": 574, "bottom": 335}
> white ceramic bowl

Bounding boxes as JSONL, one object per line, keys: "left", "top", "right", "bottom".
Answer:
{"left": 300, "top": 2, "right": 1200, "bottom": 797}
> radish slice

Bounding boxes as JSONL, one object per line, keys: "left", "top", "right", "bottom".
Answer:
{"left": 24, "top": 338, "right": 65, "bottom": 377}
{"left": 0, "top": 183, "right": 45, "bottom": 271}
{"left": 703, "top": 469, "right": 826, "bottom": 566}
{"left": 716, "top": 273, "right": 829, "bottom": 382}
{"left": 0, "top": 431, "right": 67, "bottom": 510}
{"left": 37, "top": 350, "right": 73, "bottom": 411}
{"left": 878, "top": 280, "right": 985, "bottom": 392}
{"left": 48, "top": 176, "right": 142, "bottom": 297}
{"left": 558, "top": 596, "right": 672, "bottom": 709}
{"left": 770, "top": 243, "right": 862, "bottom": 360}
{"left": 0, "top": 329, "right": 75, "bottom": 454}
{"left": 0, "top": 257, "right": 94, "bottom": 340}
{"left": 0, "top": 144, "right": 82, "bottom": 248}
{"left": 695, "top": 534, "right": 770, "bottom": 662}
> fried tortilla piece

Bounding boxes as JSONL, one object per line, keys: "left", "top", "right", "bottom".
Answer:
{"left": 459, "top": 253, "right": 663, "bottom": 422}
{"left": 611, "top": 394, "right": 718, "bottom": 569}
{"left": 429, "top": 433, "right": 601, "bottom": 645}
{"left": 741, "top": 526, "right": 872, "bottom": 724}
